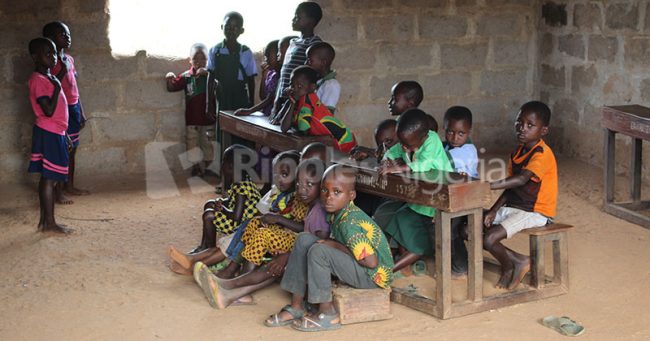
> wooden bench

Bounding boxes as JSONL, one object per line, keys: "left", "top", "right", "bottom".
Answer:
{"left": 521, "top": 223, "right": 574, "bottom": 289}
{"left": 332, "top": 284, "right": 392, "bottom": 325}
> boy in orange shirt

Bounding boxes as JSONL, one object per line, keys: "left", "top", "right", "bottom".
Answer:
{"left": 484, "top": 101, "right": 557, "bottom": 290}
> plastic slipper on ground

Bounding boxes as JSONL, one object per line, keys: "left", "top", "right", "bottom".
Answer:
{"left": 542, "top": 316, "right": 585, "bottom": 337}
{"left": 292, "top": 313, "right": 341, "bottom": 332}
{"left": 193, "top": 262, "right": 206, "bottom": 286}
{"left": 264, "top": 305, "right": 305, "bottom": 327}
{"left": 197, "top": 263, "right": 220, "bottom": 309}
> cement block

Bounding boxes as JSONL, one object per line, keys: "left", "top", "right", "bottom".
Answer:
{"left": 74, "top": 0, "right": 106, "bottom": 13}
{"left": 477, "top": 14, "right": 519, "bottom": 36}
{"left": 384, "top": 44, "right": 432, "bottom": 68}
{"left": 78, "top": 81, "right": 118, "bottom": 112}
{"left": 423, "top": 72, "right": 472, "bottom": 98}
{"left": 480, "top": 69, "right": 527, "bottom": 96}
{"left": 541, "top": 2, "right": 567, "bottom": 27}
{"left": 0, "top": 0, "right": 60, "bottom": 16}
{"left": 440, "top": 43, "right": 488, "bottom": 68}
{"left": 605, "top": 3, "right": 639, "bottom": 30}
{"left": 494, "top": 39, "right": 528, "bottom": 65}
{"left": 396, "top": 0, "right": 446, "bottom": 8}
{"left": 318, "top": 16, "right": 358, "bottom": 43}
{"left": 369, "top": 76, "right": 398, "bottom": 101}
{"left": 76, "top": 52, "right": 139, "bottom": 82}
{"left": 587, "top": 35, "right": 618, "bottom": 62}
{"left": 540, "top": 33, "right": 554, "bottom": 59}
{"left": 68, "top": 19, "right": 111, "bottom": 52}
{"left": 624, "top": 37, "right": 650, "bottom": 67}
{"left": 145, "top": 56, "right": 188, "bottom": 77}
{"left": 558, "top": 34, "right": 585, "bottom": 59}
{"left": 418, "top": 16, "right": 468, "bottom": 39}
{"left": 574, "top": 3, "right": 603, "bottom": 31}
{"left": 0, "top": 85, "right": 30, "bottom": 118}
{"left": 602, "top": 73, "right": 633, "bottom": 103}
{"left": 0, "top": 152, "right": 27, "bottom": 184}
{"left": 363, "top": 15, "right": 414, "bottom": 41}
{"left": 0, "top": 24, "right": 41, "bottom": 51}
{"left": 336, "top": 46, "right": 377, "bottom": 70}
{"left": 124, "top": 79, "right": 182, "bottom": 110}
{"left": 159, "top": 111, "right": 185, "bottom": 142}
{"left": 540, "top": 64, "right": 565, "bottom": 89}
{"left": 76, "top": 146, "right": 128, "bottom": 175}
{"left": 640, "top": 79, "right": 650, "bottom": 102}
{"left": 341, "top": 0, "right": 390, "bottom": 10}
{"left": 11, "top": 53, "right": 34, "bottom": 85}
{"left": 337, "top": 73, "right": 362, "bottom": 102}
{"left": 552, "top": 98, "right": 579, "bottom": 124}
{"left": 456, "top": 0, "right": 477, "bottom": 7}
{"left": 571, "top": 64, "right": 597, "bottom": 94}
{"left": 94, "top": 113, "right": 156, "bottom": 142}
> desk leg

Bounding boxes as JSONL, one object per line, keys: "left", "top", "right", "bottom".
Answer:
{"left": 604, "top": 129, "right": 615, "bottom": 204}
{"left": 435, "top": 210, "right": 452, "bottom": 318}
{"left": 631, "top": 138, "right": 642, "bottom": 203}
{"left": 467, "top": 208, "right": 483, "bottom": 302}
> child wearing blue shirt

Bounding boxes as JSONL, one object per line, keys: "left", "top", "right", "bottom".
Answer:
{"left": 443, "top": 106, "right": 478, "bottom": 178}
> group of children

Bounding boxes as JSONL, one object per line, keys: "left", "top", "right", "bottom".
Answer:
{"left": 25, "top": 1, "right": 559, "bottom": 333}
{"left": 27, "top": 21, "right": 89, "bottom": 235}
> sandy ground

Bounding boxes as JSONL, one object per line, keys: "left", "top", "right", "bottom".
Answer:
{"left": 1, "top": 157, "right": 649, "bottom": 341}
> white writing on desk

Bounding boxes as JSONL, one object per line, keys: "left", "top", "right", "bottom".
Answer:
{"left": 235, "top": 122, "right": 266, "bottom": 138}
{"left": 630, "top": 121, "right": 650, "bottom": 135}
{"left": 356, "top": 174, "right": 387, "bottom": 190}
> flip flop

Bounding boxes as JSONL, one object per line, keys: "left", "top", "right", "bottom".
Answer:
{"left": 291, "top": 313, "right": 341, "bottom": 332}
{"left": 193, "top": 261, "right": 206, "bottom": 286}
{"left": 264, "top": 305, "right": 305, "bottom": 327}
{"left": 197, "top": 263, "right": 221, "bottom": 309}
{"left": 542, "top": 316, "right": 585, "bottom": 337}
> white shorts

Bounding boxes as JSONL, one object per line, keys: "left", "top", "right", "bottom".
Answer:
{"left": 493, "top": 207, "right": 549, "bottom": 239}
{"left": 216, "top": 232, "right": 235, "bottom": 257}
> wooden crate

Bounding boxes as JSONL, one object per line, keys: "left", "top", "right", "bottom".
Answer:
{"left": 332, "top": 284, "right": 392, "bottom": 325}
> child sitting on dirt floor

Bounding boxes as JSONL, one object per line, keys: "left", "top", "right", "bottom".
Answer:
{"left": 280, "top": 66, "right": 357, "bottom": 153}
{"left": 265, "top": 164, "right": 394, "bottom": 332}
{"left": 483, "top": 101, "right": 557, "bottom": 290}
{"left": 168, "top": 144, "right": 261, "bottom": 275}
{"left": 194, "top": 159, "right": 330, "bottom": 309}
{"left": 374, "top": 109, "right": 454, "bottom": 273}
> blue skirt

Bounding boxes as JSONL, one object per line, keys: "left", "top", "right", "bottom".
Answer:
{"left": 67, "top": 102, "right": 83, "bottom": 148}
{"left": 28, "top": 125, "right": 69, "bottom": 182}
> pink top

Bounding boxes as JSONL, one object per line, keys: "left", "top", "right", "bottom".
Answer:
{"left": 51, "top": 53, "right": 79, "bottom": 105}
{"left": 29, "top": 72, "right": 68, "bottom": 135}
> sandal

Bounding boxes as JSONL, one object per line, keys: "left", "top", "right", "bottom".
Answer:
{"left": 542, "top": 316, "right": 585, "bottom": 337}
{"left": 264, "top": 305, "right": 305, "bottom": 327}
{"left": 292, "top": 313, "right": 341, "bottom": 332}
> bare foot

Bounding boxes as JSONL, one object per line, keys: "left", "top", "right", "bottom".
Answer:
{"left": 64, "top": 187, "right": 90, "bottom": 196}
{"left": 496, "top": 269, "right": 513, "bottom": 289}
{"left": 56, "top": 192, "right": 74, "bottom": 205}
{"left": 169, "top": 260, "right": 192, "bottom": 276}
{"left": 507, "top": 257, "right": 531, "bottom": 290}
{"left": 41, "top": 222, "right": 74, "bottom": 235}
{"left": 198, "top": 264, "right": 234, "bottom": 309}
{"left": 216, "top": 262, "right": 239, "bottom": 279}
{"left": 168, "top": 245, "right": 192, "bottom": 270}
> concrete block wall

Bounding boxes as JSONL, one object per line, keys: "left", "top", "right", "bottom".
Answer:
{"left": 539, "top": 0, "right": 650, "bottom": 180}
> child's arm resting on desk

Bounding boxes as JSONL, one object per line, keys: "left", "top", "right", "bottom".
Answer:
{"left": 318, "top": 235, "right": 379, "bottom": 269}
{"left": 489, "top": 169, "right": 534, "bottom": 190}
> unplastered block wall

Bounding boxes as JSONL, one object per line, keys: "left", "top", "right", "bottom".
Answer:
{"left": 315, "top": 0, "right": 539, "bottom": 151}
{"left": 539, "top": 0, "right": 650, "bottom": 179}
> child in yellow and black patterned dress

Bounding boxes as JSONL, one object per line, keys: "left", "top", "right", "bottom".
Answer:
{"left": 168, "top": 144, "right": 262, "bottom": 275}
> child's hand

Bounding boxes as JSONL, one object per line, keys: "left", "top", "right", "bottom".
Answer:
{"left": 65, "top": 134, "right": 73, "bottom": 151}
{"left": 266, "top": 252, "right": 289, "bottom": 277}
{"left": 194, "top": 68, "right": 208, "bottom": 77}
{"left": 48, "top": 74, "right": 61, "bottom": 89}
{"left": 165, "top": 72, "right": 176, "bottom": 79}
{"left": 261, "top": 213, "right": 281, "bottom": 225}
{"left": 377, "top": 161, "right": 403, "bottom": 175}
{"left": 349, "top": 147, "right": 369, "bottom": 161}
{"left": 234, "top": 108, "right": 252, "bottom": 116}
{"left": 484, "top": 210, "right": 497, "bottom": 228}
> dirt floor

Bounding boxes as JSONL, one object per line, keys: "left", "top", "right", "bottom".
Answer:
{"left": 0, "top": 157, "right": 649, "bottom": 340}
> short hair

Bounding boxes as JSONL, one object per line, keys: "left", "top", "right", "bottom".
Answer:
{"left": 223, "top": 11, "right": 244, "bottom": 26}
{"left": 375, "top": 119, "right": 397, "bottom": 136}
{"left": 444, "top": 106, "right": 473, "bottom": 128}
{"left": 297, "top": 2, "right": 323, "bottom": 24}
{"left": 280, "top": 35, "right": 296, "bottom": 48}
{"left": 301, "top": 142, "right": 327, "bottom": 162}
{"left": 297, "top": 158, "right": 326, "bottom": 179}
{"left": 273, "top": 150, "right": 300, "bottom": 168}
{"left": 520, "top": 101, "right": 551, "bottom": 126}
{"left": 42, "top": 21, "right": 66, "bottom": 38}
{"left": 189, "top": 43, "right": 208, "bottom": 58}
{"left": 396, "top": 108, "right": 429, "bottom": 138}
{"left": 291, "top": 65, "right": 319, "bottom": 85}
{"left": 323, "top": 164, "right": 357, "bottom": 191}
{"left": 222, "top": 144, "right": 254, "bottom": 165}
{"left": 28, "top": 37, "right": 54, "bottom": 55}
{"left": 307, "top": 42, "right": 335, "bottom": 61}
{"left": 394, "top": 81, "right": 424, "bottom": 106}
{"left": 425, "top": 114, "right": 439, "bottom": 132}
{"left": 264, "top": 40, "right": 279, "bottom": 58}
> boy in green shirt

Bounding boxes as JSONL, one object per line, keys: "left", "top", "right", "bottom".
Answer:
{"left": 265, "top": 165, "right": 394, "bottom": 332}
{"left": 374, "top": 108, "right": 453, "bottom": 272}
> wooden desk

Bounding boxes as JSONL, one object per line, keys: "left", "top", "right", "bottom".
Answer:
{"left": 218, "top": 110, "right": 332, "bottom": 152}
{"left": 602, "top": 105, "right": 650, "bottom": 229}
{"left": 333, "top": 153, "right": 570, "bottom": 319}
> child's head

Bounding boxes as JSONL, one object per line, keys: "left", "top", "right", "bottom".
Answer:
{"left": 28, "top": 37, "right": 57, "bottom": 69}
{"left": 301, "top": 142, "right": 328, "bottom": 164}
{"left": 222, "top": 11, "right": 244, "bottom": 42}
{"left": 516, "top": 101, "right": 551, "bottom": 146}
{"left": 189, "top": 43, "right": 208, "bottom": 70}
{"left": 272, "top": 150, "right": 300, "bottom": 193}
{"left": 289, "top": 65, "right": 318, "bottom": 100}
{"left": 320, "top": 164, "right": 356, "bottom": 213}
{"left": 264, "top": 40, "right": 280, "bottom": 69}
{"left": 296, "top": 159, "right": 326, "bottom": 205}
{"left": 389, "top": 81, "right": 423, "bottom": 116}
{"left": 42, "top": 21, "right": 70, "bottom": 50}
{"left": 444, "top": 106, "right": 473, "bottom": 148}
{"left": 306, "top": 42, "right": 335, "bottom": 77}
{"left": 221, "top": 144, "right": 256, "bottom": 183}
{"left": 396, "top": 108, "right": 430, "bottom": 154}
{"left": 374, "top": 119, "right": 398, "bottom": 156}
{"left": 425, "top": 114, "right": 439, "bottom": 133}
{"left": 278, "top": 36, "right": 296, "bottom": 66}
{"left": 293, "top": 2, "right": 322, "bottom": 32}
